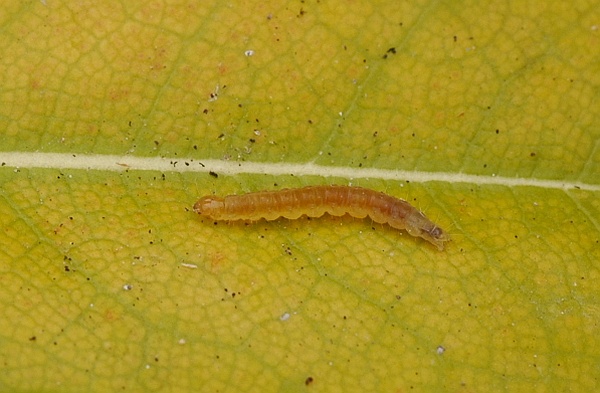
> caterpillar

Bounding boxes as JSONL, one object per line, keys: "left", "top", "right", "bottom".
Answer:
{"left": 193, "top": 185, "right": 450, "bottom": 250}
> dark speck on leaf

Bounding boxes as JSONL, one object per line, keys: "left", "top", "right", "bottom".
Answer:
{"left": 382, "top": 47, "right": 397, "bottom": 59}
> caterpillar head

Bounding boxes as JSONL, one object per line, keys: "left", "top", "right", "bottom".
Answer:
{"left": 404, "top": 212, "right": 451, "bottom": 251}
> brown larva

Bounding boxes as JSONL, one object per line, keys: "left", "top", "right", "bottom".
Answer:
{"left": 193, "top": 185, "right": 450, "bottom": 250}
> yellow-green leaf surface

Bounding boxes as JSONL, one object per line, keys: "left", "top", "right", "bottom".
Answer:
{"left": 1, "top": 1, "right": 599, "bottom": 392}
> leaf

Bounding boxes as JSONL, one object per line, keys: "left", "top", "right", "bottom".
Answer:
{"left": 1, "top": 1, "right": 599, "bottom": 392}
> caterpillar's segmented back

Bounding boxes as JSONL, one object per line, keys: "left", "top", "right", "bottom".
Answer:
{"left": 193, "top": 185, "right": 450, "bottom": 250}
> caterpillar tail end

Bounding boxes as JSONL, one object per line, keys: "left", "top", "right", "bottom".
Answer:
{"left": 193, "top": 196, "right": 225, "bottom": 218}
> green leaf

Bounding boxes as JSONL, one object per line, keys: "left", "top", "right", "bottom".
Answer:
{"left": 1, "top": 1, "right": 599, "bottom": 392}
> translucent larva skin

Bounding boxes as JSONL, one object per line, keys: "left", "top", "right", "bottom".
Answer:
{"left": 193, "top": 186, "right": 450, "bottom": 250}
